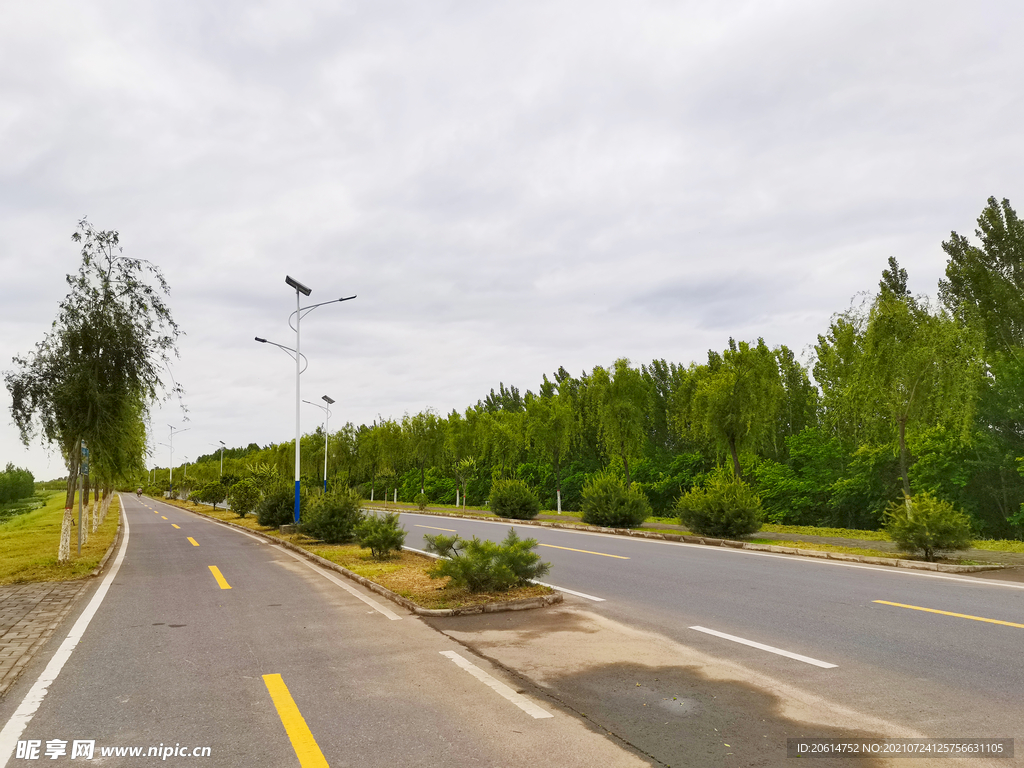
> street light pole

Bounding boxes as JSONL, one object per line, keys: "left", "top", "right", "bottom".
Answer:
{"left": 257, "top": 276, "right": 355, "bottom": 525}
{"left": 303, "top": 395, "right": 334, "bottom": 493}
{"left": 167, "top": 425, "right": 190, "bottom": 494}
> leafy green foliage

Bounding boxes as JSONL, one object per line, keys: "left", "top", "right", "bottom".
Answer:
{"left": 424, "top": 528, "right": 551, "bottom": 592}
{"left": 884, "top": 491, "right": 973, "bottom": 561}
{"left": 675, "top": 338, "right": 783, "bottom": 480}
{"left": 227, "top": 479, "right": 260, "bottom": 518}
{"left": 0, "top": 464, "right": 34, "bottom": 504}
{"left": 301, "top": 488, "right": 364, "bottom": 543}
{"left": 489, "top": 478, "right": 540, "bottom": 519}
{"left": 355, "top": 512, "right": 407, "bottom": 560}
{"left": 581, "top": 473, "right": 651, "bottom": 528}
{"left": 192, "top": 482, "right": 227, "bottom": 510}
{"left": 256, "top": 486, "right": 299, "bottom": 527}
{"left": 676, "top": 474, "right": 763, "bottom": 538}
{"left": 415, "top": 492, "right": 429, "bottom": 510}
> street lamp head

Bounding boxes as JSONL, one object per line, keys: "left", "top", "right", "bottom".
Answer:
{"left": 322, "top": 395, "right": 335, "bottom": 405}
{"left": 219, "top": 440, "right": 225, "bottom": 446}
{"left": 285, "top": 275, "right": 312, "bottom": 296}
{"left": 255, "top": 336, "right": 267, "bottom": 343}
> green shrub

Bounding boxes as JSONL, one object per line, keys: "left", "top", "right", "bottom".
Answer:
{"left": 884, "top": 491, "right": 973, "bottom": 562}
{"left": 424, "top": 528, "right": 551, "bottom": 592}
{"left": 227, "top": 479, "right": 260, "bottom": 518}
{"left": 355, "top": 512, "right": 407, "bottom": 560}
{"left": 415, "top": 492, "right": 429, "bottom": 511}
{"left": 489, "top": 478, "right": 540, "bottom": 520}
{"left": 192, "top": 482, "right": 228, "bottom": 510}
{"left": 301, "top": 488, "right": 364, "bottom": 544}
{"left": 256, "top": 486, "right": 300, "bottom": 527}
{"left": 676, "top": 475, "right": 763, "bottom": 538}
{"left": 581, "top": 474, "right": 651, "bottom": 528}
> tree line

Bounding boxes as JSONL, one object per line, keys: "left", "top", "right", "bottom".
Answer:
{"left": 163, "top": 198, "right": 1024, "bottom": 540}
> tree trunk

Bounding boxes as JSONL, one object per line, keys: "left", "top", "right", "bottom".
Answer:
{"left": 898, "top": 417, "right": 911, "bottom": 498}
{"left": 622, "top": 450, "right": 631, "bottom": 489}
{"left": 728, "top": 437, "right": 742, "bottom": 480}
{"left": 555, "top": 457, "right": 562, "bottom": 515}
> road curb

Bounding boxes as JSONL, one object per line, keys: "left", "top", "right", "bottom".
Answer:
{"left": 366, "top": 506, "right": 1005, "bottom": 574}
{"left": 177, "top": 505, "right": 563, "bottom": 617}
{"left": 90, "top": 498, "right": 123, "bottom": 577}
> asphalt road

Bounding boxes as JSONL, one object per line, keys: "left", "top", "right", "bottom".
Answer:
{"left": 399, "top": 511, "right": 1024, "bottom": 760}
{"left": 0, "top": 496, "right": 650, "bottom": 767}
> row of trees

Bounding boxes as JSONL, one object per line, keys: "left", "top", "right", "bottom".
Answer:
{"left": 0, "top": 463, "right": 34, "bottom": 504}
{"left": 143, "top": 197, "right": 1024, "bottom": 540}
{"left": 5, "top": 220, "right": 181, "bottom": 558}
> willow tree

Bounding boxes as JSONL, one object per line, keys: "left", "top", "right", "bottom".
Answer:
{"left": 527, "top": 376, "right": 577, "bottom": 511}
{"left": 855, "top": 289, "right": 983, "bottom": 497}
{"left": 5, "top": 219, "right": 182, "bottom": 529}
{"left": 679, "top": 338, "right": 783, "bottom": 480}
{"left": 589, "top": 359, "right": 649, "bottom": 488}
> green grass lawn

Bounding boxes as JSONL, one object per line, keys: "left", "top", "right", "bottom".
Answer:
{"left": 0, "top": 491, "right": 120, "bottom": 585}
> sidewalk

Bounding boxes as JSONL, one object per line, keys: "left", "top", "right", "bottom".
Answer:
{"left": 0, "top": 580, "right": 90, "bottom": 698}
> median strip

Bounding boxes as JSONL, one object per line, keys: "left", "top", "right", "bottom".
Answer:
{"left": 262, "top": 674, "right": 329, "bottom": 767}
{"left": 440, "top": 651, "right": 553, "bottom": 719}
{"left": 874, "top": 600, "right": 1024, "bottom": 629}
{"left": 208, "top": 565, "right": 231, "bottom": 589}
{"left": 690, "top": 626, "right": 837, "bottom": 669}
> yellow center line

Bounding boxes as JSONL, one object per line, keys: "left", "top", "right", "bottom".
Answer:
{"left": 415, "top": 524, "right": 457, "bottom": 532}
{"left": 262, "top": 674, "right": 330, "bottom": 768}
{"left": 874, "top": 600, "right": 1024, "bottom": 629}
{"left": 208, "top": 565, "right": 232, "bottom": 590}
{"left": 161, "top": 516, "right": 167, "bottom": 520}
{"left": 538, "top": 543, "right": 629, "bottom": 559}
{"left": 171, "top": 524, "right": 180, "bottom": 529}
{"left": 188, "top": 537, "right": 199, "bottom": 547}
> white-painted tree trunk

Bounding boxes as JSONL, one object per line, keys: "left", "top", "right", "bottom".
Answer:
{"left": 58, "top": 508, "right": 72, "bottom": 563}
{"left": 455, "top": 489, "right": 459, "bottom": 507}
{"left": 370, "top": 488, "right": 374, "bottom": 502}
{"left": 393, "top": 488, "right": 397, "bottom": 504}
{"left": 557, "top": 489, "right": 562, "bottom": 514}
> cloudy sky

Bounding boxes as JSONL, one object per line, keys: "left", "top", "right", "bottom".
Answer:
{"left": 2, "top": 1, "right": 1021, "bottom": 480}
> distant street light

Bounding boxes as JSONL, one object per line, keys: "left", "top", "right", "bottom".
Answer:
{"left": 167, "top": 425, "right": 190, "bottom": 491}
{"left": 211, "top": 441, "right": 226, "bottom": 477}
{"left": 303, "top": 395, "right": 334, "bottom": 493}
{"left": 256, "top": 276, "right": 355, "bottom": 524}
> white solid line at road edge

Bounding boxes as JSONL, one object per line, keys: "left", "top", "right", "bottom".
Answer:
{"left": 690, "top": 626, "right": 837, "bottom": 669}
{"left": 401, "top": 547, "right": 606, "bottom": 602}
{"left": 0, "top": 500, "right": 131, "bottom": 768}
{"left": 439, "top": 651, "right": 553, "bottom": 719}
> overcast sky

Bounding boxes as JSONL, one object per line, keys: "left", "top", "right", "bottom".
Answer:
{"left": 2, "top": 1, "right": 1022, "bottom": 480}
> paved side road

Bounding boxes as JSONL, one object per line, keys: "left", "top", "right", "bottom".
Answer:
{"left": 0, "top": 582, "right": 90, "bottom": 699}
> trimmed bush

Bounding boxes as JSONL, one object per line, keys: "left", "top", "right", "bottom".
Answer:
{"left": 256, "top": 486, "right": 299, "bottom": 527}
{"left": 415, "top": 492, "right": 429, "bottom": 510}
{"left": 355, "top": 512, "right": 407, "bottom": 560}
{"left": 227, "top": 479, "right": 260, "bottom": 518}
{"left": 884, "top": 491, "right": 973, "bottom": 562}
{"left": 581, "top": 474, "right": 651, "bottom": 528}
{"left": 489, "top": 478, "right": 540, "bottom": 520}
{"left": 192, "top": 482, "right": 227, "bottom": 511}
{"left": 676, "top": 475, "right": 763, "bottom": 538}
{"left": 424, "top": 528, "right": 551, "bottom": 592}
{"left": 302, "top": 488, "right": 364, "bottom": 544}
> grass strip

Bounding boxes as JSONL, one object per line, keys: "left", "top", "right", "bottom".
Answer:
{"left": 0, "top": 491, "right": 121, "bottom": 585}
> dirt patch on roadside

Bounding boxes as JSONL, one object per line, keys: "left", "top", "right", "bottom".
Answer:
{"left": 425, "top": 603, "right": 987, "bottom": 768}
